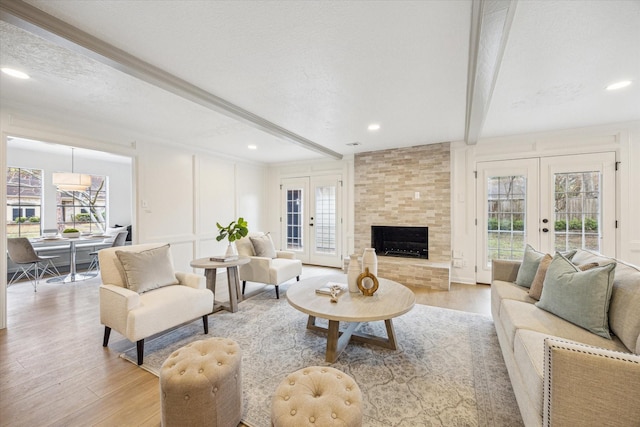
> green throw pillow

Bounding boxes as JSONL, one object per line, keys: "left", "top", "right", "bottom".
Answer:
{"left": 515, "top": 245, "right": 545, "bottom": 287}
{"left": 536, "top": 252, "right": 616, "bottom": 339}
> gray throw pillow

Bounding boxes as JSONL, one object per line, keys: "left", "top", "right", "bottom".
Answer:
{"left": 515, "top": 245, "right": 545, "bottom": 287}
{"left": 115, "top": 244, "right": 179, "bottom": 293}
{"left": 250, "top": 234, "right": 277, "bottom": 258}
{"left": 536, "top": 252, "right": 616, "bottom": 339}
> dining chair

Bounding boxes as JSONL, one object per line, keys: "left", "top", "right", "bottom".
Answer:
{"left": 86, "top": 231, "right": 128, "bottom": 275}
{"left": 7, "top": 237, "right": 62, "bottom": 291}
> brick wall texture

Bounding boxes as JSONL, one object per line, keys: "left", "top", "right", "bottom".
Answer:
{"left": 354, "top": 142, "right": 451, "bottom": 263}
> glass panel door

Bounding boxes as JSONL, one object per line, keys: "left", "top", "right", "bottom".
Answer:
{"left": 280, "top": 175, "right": 342, "bottom": 267}
{"left": 310, "top": 175, "right": 342, "bottom": 267}
{"left": 476, "top": 159, "right": 539, "bottom": 284}
{"left": 540, "top": 153, "right": 615, "bottom": 255}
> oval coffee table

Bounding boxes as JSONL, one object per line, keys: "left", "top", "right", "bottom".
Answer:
{"left": 287, "top": 273, "right": 415, "bottom": 362}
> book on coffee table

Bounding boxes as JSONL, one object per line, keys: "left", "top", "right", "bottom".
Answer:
{"left": 315, "top": 282, "right": 347, "bottom": 297}
{"left": 209, "top": 255, "right": 239, "bottom": 262}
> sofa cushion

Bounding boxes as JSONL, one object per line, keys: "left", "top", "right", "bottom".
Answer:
{"left": 529, "top": 253, "right": 553, "bottom": 300}
{"left": 499, "top": 299, "right": 627, "bottom": 353}
{"left": 513, "top": 329, "right": 546, "bottom": 417}
{"left": 491, "top": 280, "right": 534, "bottom": 317}
{"left": 572, "top": 249, "right": 640, "bottom": 354}
{"left": 515, "top": 245, "right": 545, "bottom": 288}
{"left": 536, "top": 253, "right": 616, "bottom": 339}
{"left": 250, "top": 233, "right": 277, "bottom": 258}
{"left": 529, "top": 254, "right": 599, "bottom": 301}
{"left": 116, "top": 244, "right": 179, "bottom": 293}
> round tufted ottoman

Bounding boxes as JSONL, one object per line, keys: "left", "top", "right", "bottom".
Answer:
{"left": 271, "top": 366, "right": 363, "bottom": 427}
{"left": 160, "top": 337, "right": 241, "bottom": 427}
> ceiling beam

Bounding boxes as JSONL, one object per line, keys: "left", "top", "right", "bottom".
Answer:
{"left": 465, "top": 0, "right": 517, "bottom": 145}
{"left": 0, "top": 0, "right": 343, "bottom": 160}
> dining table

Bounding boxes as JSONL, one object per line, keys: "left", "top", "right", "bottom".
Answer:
{"left": 31, "top": 235, "right": 111, "bottom": 283}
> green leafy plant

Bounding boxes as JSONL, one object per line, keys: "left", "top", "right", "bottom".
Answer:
{"left": 216, "top": 217, "right": 249, "bottom": 242}
{"left": 63, "top": 228, "right": 80, "bottom": 233}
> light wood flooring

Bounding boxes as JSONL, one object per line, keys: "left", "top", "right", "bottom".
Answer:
{"left": 1, "top": 266, "right": 490, "bottom": 426}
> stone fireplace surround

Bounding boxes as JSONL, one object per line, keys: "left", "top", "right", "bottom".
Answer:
{"left": 350, "top": 143, "right": 451, "bottom": 290}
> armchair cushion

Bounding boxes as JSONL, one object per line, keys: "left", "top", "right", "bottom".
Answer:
{"left": 115, "top": 244, "right": 179, "bottom": 293}
{"left": 250, "top": 233, "right": 277, "bottom": 258}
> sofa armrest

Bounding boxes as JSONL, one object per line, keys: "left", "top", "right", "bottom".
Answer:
{"left": 276, "top": 250, "right": 296, "bottom": 260}
{"left": 543, "top": 337, "right": 640, "bottom": 427}
{"left": 175, "top": 271, "right": 206, "bottom": 289}
{"left": 99, "top": 284, "right": 140, "bottom": 334}
{"left": 491, "top": 259, "right": 521, "bottom": 283}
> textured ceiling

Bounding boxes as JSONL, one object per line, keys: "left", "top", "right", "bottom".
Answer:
{"left": 1, "top": 1, "right": 639, "bottom": 163}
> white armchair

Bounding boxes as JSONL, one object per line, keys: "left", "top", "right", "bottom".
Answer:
{"left": 235, "top": 232, "right": 302, "bottom": 299}
{"left": 99, "top": 243, "right": 213, "bottom": 365}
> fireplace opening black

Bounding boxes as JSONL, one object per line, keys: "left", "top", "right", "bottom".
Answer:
{"left": 371, "top": 226, "right": 428, "bottom": 259}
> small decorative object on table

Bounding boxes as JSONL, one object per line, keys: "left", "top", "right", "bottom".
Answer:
{"left": 316, "top": 282, "right": 347, "bottom": 303}
{"left": 357, "top": 267, "right": 379, "bottom": 296}
{"left": 62, "top": 228, "right": 81, "bottom": 239}
{"left": 215, "top": 217, "right": 249, "bottom": 261}
{"left": 347, "top": 253, "right": 361, "bottom": 293}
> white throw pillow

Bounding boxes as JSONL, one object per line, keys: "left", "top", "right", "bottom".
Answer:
{"left": 115, "top": 244, "right": 178, "bottom": 293}
{"left": 250, "top": 234, "right": 277, "bottom": 258}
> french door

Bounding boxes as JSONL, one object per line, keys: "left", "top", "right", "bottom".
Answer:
{"left": 281, "top": 175, "right": 342, "bottom": 267}
{"left": 476, "top": 153, "right": 616, "bottom": 283}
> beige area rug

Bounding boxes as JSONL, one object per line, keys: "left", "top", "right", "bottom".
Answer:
{"left": 121, "top": 283, "right": 523, "bottom": 427}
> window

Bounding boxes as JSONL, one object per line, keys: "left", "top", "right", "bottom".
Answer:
{"left": 6, "top": 167, "right": 43, "bottom": 238}
{"left": 56, "top": 175, "right": 107, "bottom": 233}
{"left": 486, "top": 175, "right": 526, "bottom": 264}
{"left": 286, "top": 189, "right": 303, "bottom": 250}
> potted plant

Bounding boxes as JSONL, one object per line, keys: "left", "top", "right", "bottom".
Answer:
{"left": 216, "top": 217, "right": 249, "bottom": 257}
{"left": 62, "top": 227, "right": 81, "bottom": 238}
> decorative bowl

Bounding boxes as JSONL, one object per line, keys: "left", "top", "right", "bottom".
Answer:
{"left": 62, "top": 231, "right": 81, "bottom": 239}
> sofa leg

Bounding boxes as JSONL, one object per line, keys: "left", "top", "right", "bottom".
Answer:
{"left": 296, "top": 276, "right": 300, "bottom": 281}
{"left": 102, "top": 327, "right": 111, "bottom": 347}
{"left": 275, "top": 285, "right": 280, "bottom": 299}
{"left": 242, "top": 281, "right": 246, "bottom": 295}
{"left": 136, "top": 340, "right": 144, "bottom": 365}
{"left": 202, "top": 315, "right": 209, "bottom": 334}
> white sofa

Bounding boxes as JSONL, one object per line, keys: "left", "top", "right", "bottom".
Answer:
{"left": 491, "top": 249, "right": 640, "bottom": 426}
{"left": 99, "top": 243, "right": 213, "bottom": 365}
{"left": 235, "top": 232, "right": 302, "bottom": 299}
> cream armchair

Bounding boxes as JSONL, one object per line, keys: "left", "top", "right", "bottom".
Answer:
{"left": 235, "top": 232, "right": 302, "bottom": 299}
{"left": 99, "top": 243, "right": 213, "bottom": 365}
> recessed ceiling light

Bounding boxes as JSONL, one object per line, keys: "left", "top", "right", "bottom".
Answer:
{"left": 346, "top": 142, "right": 361, "bottom": 146}
{"left": 248, "top": 144, "right": 257, "bottom": 150}
{"left": 367, "top": 123, "right": 381, "bottom": 131}
{"left": 1, "top": 67, "right": 30, "bottom": 79}
{"left": 606, "top": 80, "right": 632, "bottom": 91}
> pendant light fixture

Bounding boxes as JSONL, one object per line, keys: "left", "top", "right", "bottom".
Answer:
{"left": 52, "top": 147, "right": 92, "bottom": 191}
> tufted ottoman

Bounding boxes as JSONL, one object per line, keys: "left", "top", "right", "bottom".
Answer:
{"left": 271, "top": 366, "right": 363, "bottom": 427}
{"left": 159, "top": 337, "right": 242, "bottom": 427}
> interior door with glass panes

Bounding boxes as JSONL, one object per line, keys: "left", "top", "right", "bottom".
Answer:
{"left": 281, "top": 175, "right": 342, "bottom": 267}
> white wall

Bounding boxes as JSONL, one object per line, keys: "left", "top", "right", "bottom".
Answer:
{"left": 450, "top": 120, "right": 640, "bottom": 284}
{"left": 7, "top": 145, "right": 132, "bottom": 230}
{"left": 0, "top": 110, "right": 267, "bottom": 330}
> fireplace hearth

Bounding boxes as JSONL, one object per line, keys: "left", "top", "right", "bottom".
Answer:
{"left": 371, "top": 226, "right": 428, "bottom": 259}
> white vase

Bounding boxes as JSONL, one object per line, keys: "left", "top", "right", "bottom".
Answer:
{"left": 347, "top": 254, "right": 361, "bottom": 293}
{"left": 362, "top": 248, "right": 378, "bottom": 276}
{"left": 225, "top": 242, "right": 238, "bottom": 258}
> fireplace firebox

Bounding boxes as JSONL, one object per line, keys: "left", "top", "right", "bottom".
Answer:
{"left": 371, "top": 226, "right": 428, "bottom": 259}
